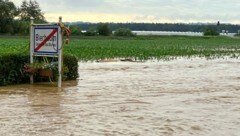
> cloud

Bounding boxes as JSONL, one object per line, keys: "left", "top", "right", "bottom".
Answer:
{"left": 45, "top": 12, "right": 134, "bottom": 23}
{"left": 10, "top": 0, "right": 240, "bottom": 23}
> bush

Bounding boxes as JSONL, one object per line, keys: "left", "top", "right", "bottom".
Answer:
{"left": 70, "top": 25, "right": 82, "bottom": 36}
{"left": 63, "top": 55, "right": 78, "bottom": 80}
{"left": 84, "top": 27, "right": 98, "bottom": 36}
{"left": 97, "top": 23, "right": 111, "bottom": 36}
{"left": 12, "top": 20, "right": 29, "bottom": 35}
{"left": 0, "top": 54, "right": 29, "bottom": 86}
{"left": 114, "top": 28, "right": 135, "bottom": 37}
{"left": 204, "top": 28, "right": 219, "bottom": 36}
{"left": 234, "top": 33, "right": 240, "bottom": 37}
{"left": 0, "top": 54, "right": 78, "bottom": 86}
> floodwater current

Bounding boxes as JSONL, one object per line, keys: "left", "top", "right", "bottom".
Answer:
{"left": 0, "top": 58, "right": 240, "bottom": 136}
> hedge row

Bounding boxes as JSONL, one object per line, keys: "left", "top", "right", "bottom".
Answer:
{"left": 0, "top": 54, "right": 78, "bottom": 86}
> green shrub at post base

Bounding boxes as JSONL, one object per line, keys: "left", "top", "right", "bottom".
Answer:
{"left": 63, "top": 55, "right": 79, "bottom": 80}
{"left": 0, "top": 54, "right": 29, "bottom": 86}
{"left": 0, "top": 54, "right": 78, "bottom": 86}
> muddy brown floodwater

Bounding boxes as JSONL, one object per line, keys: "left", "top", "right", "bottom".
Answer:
{"left": 1, "top": 58, "right": 240, "bottom": 136}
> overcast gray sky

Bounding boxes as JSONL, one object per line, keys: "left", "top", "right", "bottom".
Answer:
{"left": 11, "top": 0, "right": 240, "bottom": 24}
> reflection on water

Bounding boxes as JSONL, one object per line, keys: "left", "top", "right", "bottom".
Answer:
{"left": 0, "top": 58, "right": 240, "bottom": 136}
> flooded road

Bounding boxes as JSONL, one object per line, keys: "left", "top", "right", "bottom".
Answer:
{"left": 1, "top": 58, "right": 240, "bottom": 136}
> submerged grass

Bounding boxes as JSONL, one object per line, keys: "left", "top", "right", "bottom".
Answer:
{"left": 0, "top": 35, "right": 240, "bottom": 60}
{"left": 65, "top": 36, "right": 240, "bottom": 60}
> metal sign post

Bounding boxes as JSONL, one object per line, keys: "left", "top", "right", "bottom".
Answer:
{"left": 58, "top": 17, "right": 63, "bottom": 88}
{"left": 30, "top": 17, "right": 34, "bottom": 84}
{"left": 29, "top": 17, "right": 63, "bottom": 87}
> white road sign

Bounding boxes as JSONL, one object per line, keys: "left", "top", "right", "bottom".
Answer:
{"left": 33, "top": 27, "right": 60, "bottom": 55}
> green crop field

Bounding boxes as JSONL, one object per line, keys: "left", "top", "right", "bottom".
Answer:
{"left": 1, "top": 36, "right": 240, "bottom": 60}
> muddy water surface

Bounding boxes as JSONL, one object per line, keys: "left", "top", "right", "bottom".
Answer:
{"left": 1, "top": 58, "right": 240, "bottom": 136}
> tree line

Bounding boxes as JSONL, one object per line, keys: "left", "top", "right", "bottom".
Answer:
{"left": 0, "top": 0, "right": 45, "bottom": 35}
{"left": 78, "top": 22, "right": 240, "bottom": 33}
{"left": 70, "top": 22, "right": 240, "bottom": 36}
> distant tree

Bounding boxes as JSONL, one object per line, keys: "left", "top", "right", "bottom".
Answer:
{"left": 97, "top": 23, "right": 111, "bottom": 36}
{"left": 203, "top": 27, "right": 219, "bottom": 36}
{"left": 114, "top": 28, "right": 135, "bottom": 37}
{"left": 216, "top": 21, "right": 221, "bottom": 33}
{"left": 12, "top": 20, "right": 29, "bottom": 35}
{"left": 0, "top": 0, "right": 18, "bottom": 33}
{"left": 84, "top": 27, "right": 97, "bottom": 36}
{"left": 70, "top": 25, "right": 82, "bottom": 35}
{"left": 19, "top": 0, "right": 46, "bottom": 23}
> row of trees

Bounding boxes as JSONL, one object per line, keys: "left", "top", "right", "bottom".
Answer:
{"left": 70, "top": 23, "right": 134, "bottom": 37}
{"left": 70, "top": 22, "right": 240, "bottom": 36}
{"left": 70, "top": 22, "right": 223, "bottom": 36}
{"left": 0, "top": 0, "right": 45, "bottom": 34}
{"left": 78, "top": 22, "right": 240, "bottom": 33}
